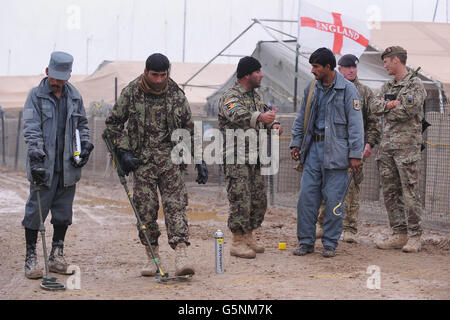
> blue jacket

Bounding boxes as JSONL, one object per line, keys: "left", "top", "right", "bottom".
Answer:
{"left": 290, "top": 72, "right": 364, "bottom": 169}
{"left": 23, "top": 78, "right": 90, "bottom": 187}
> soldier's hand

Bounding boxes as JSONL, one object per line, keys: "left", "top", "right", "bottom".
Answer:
{"left": 291, "top": 147, "right": 300, "bottom": 161}
{"left": 117, "top": 148, "right": 142, "bottom": 175}
{"left": 385, "top": 100, "right": 400, "bottom": 110}
{"left": 349, "top": 158, "right": 361, "bottom": 172}
{"left": 258, "top": 111, "right": 276, "bottom": 124}
{"left": 363, "top": 143, "right": 372, "bottom": 159}
{"left": 272, "top": 124, "right": 283, "bottom": 135}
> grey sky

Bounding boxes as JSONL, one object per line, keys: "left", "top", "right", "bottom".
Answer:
{"left": 0, "top": 0, "right": 448, "bottom": 76}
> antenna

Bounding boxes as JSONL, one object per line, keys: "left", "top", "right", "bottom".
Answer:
{"left": 433, "top": 0, "right": 439, "bottom": 22}
{"left": 182, "top": 0, "right": 187, "bottom": 62}
{"left": 7, "top": 49, "right": 11, "bottom": 75}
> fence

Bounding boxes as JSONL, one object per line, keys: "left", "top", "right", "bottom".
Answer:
{"left": 1, "top": 105, "right": 449, "bottom": 233}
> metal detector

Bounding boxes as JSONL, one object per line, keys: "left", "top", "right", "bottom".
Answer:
{"left": 34, "top": 172, "right": 66, "bottom": 291}
{"left": 102, "top": 131, "right": 192, "bottom": 283}
{"left": 332, "top": 170, "right": 355, "bottom": 217}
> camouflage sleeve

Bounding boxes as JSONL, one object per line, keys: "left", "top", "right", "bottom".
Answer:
{"left": 387, "top": 78, "right": 426, "bottom": 122}
{"left": 370, "top": 84, "right": 389, "bottom": 116}
{"left": 179, "top": 95, "right": 201, "bottom": 163}
{"left": 104, "top": 86, "right": 131, "bottom": 150}
{"left": 365, "top": 88, "right": 381, "bottom": 145}
{"left": 219, "top": 94, "right": 261, "bottom": 130}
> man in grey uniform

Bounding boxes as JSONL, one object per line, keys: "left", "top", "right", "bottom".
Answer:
{"left": 22, "top": 51, "right": 93, "bottom": 279}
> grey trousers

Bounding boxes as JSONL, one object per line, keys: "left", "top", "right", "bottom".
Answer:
{"left": 22, "top": 171, "right": 76, "bottom": 230}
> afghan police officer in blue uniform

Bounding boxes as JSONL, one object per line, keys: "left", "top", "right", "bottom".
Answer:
{"left": 22, "top": 51, "right": 93, "bottom": 278}
{"left": 290, "top": 48, "right": 364, "bottom": 257}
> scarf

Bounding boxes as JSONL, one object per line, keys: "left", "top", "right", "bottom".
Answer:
{"left": 139, "top": 73, "right": 169, "bottom": 95}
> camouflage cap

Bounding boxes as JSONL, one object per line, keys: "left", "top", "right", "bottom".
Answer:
{"left": 381, "top": 46, "right": 407, "bottom": 60}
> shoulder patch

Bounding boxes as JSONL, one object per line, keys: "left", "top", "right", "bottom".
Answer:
{"left": 226, "top": 97, "right": 239, "bottom": 105}
{"left": 353, "top": 99, "right": 361, "bottom": 111}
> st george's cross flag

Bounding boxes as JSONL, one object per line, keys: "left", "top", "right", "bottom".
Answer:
{"left": 297, "top": 1, "right": 370, "bottom": 58}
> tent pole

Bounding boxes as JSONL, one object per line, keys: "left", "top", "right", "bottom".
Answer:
{"left": 294, "top": 43, "right": 299, "bottom": 113}
{"left": 181, "top": 21, "right": 257, "bottom": 89}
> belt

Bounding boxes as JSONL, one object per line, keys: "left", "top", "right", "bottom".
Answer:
{"left": 312, "top": 134, "right": 325, "bottom": 142}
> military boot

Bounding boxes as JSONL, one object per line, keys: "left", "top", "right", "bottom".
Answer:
{"left": 174, "top": 243, "right": 195, "bottom": 276}
{"left": 342, "top": 230, "right": 357, "bottom": 243}
{"left": 48, "top": 240, "right": 69, "bottom": 274}
{"left": 402, "top": 235, "right": 422, "bottom": 253}
{"left": 244, "top": 229, "right": 264, "bottom": 253}
{"left": 230, "top": 232, "right": 256, "bottom": 259}
{"left": 25, "top": 244, "right": 43, "bottom": 279}
{"left": 316, "top": 224, "right": 324, "bottom": 239}
{"left": 141, "top": 245, "right": 160, "bottom": 276}
{"left": 376, "top": 233, "right": 408, "bottom": 250}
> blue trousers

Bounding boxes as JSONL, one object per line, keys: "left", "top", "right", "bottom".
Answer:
{"left": 297, "top": 141, "right": 349, "bottom": 249}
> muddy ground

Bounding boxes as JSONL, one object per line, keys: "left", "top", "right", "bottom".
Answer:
{"left": 0, "top": 167, "right": 449, "bottom": 300}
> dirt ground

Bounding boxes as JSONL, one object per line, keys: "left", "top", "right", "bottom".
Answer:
{"left": 0, "top": 167, "right": 449, "bottom": 300}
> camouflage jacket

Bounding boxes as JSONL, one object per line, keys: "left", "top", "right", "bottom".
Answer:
{"left": 218, "top": 81, "right": 279, "bottom": 164}
{"left": 105, "top": 76, "right": 195, "bottom": 162}
{"left": 353, "top": 78, "right": 381, "bottom": 146}
{"left": 370, "top": 70, "right": 427, "bottom": 151}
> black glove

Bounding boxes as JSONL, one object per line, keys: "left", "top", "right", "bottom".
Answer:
{"left": 28, "top": 149, "right": 46, "bottom": 185}
{"left": 71, "top": 141, "right": 94, "bottom": 168}
{"left": 195, "top": 161, "right": 208, "bottom": 184}
{"left": 117, "top": 148, "right": 142, "bottom": 175}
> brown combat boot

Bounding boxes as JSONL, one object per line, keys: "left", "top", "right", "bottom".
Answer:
{"left": 141, "top": 245, "right": 160, "bottom": 276}
{"left": 402, "top": 235, "right": 422, "bottom": 253}
{"left": 174, "top": 243, "right": 195, "bottom": 276}
{"left": 342, "top": 230, "right": 357, "bottom": 243}
{"left": 316, "top": 224, "right": 324, "bottom": 239}
{"left": 376, "top": 233, "right": 408, "bottom": 250}
{"left": 25, "top": 244, "right": 43, "bottom": 279}
{"left": 244, "top": 229, "right": 264, "bottom": 253}
{"left": 230, "top": 232, "right": 256, "bottom": 259}
{"left": 48, "top": 240, "right": 71, "bottom": 274}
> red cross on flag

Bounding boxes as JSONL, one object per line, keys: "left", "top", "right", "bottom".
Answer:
{"left": 297, "top": 1, "right": 370, "bottom": 58}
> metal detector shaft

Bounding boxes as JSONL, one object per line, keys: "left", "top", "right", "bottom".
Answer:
{"left": 35, "top": 180, "right": 66, "bottom": 291}
{"left": 102, "top": 131, "right": 167, "bottom": 279}
{"left": 332, "top": 170, "right": 355, "bottom": 217}
{"left": 36, "top": 185, "right": 50, "bottom": 277}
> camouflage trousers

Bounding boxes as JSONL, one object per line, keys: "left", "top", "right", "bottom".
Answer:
{"left": 376, "top": 148, "right": 422, "bottom": 236}
{"left": 133, "top": 159, "right": 189, "bottom": 249}
{"left": 225, "top": 164, "right": 267, "bottom": 234}
{"left": 318, "top": 162, "right": 364, "bottom": 234}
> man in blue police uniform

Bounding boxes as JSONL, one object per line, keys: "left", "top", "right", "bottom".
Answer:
{"left": 290, "top": 48, "right": 364, "bottom": 257}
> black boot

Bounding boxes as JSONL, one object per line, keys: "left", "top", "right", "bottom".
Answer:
{"left": 48, "top": 240, "right": 69, "bottom": 274}
{"left": 25, "top": 244, "right": 43, "bottom": 279}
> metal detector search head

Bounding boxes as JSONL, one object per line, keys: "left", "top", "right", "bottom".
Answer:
{"left": 40, "top": 276, "right": 66, "bottom": 291}
{"left": 155, "top": 273, "right": 193, "bottom": 283}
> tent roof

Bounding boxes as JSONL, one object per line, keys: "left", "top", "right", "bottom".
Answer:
{"left": 0, "top": 61, "right": 236, "bottom": 112}
{"left": 370, "top": 21, "right": 450, "bottom": 91}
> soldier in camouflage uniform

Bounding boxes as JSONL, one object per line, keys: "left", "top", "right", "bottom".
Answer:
{"left": 218, "top": 56, "right": 283, "bottom": 259}
{"left": 371, "top": 46, "right": 427, "bottom": 253}
{"left": 316, "top": 54, "right": 381, "bottom": 243}
{"left": 105, "top": 53, "right": 208, "bottom": 276}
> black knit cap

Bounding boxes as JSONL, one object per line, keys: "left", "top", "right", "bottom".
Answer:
{"left": 237, "top": 56, "right": 262, "bottom": 79}
{"left": 145, "top": 53, "right": 170, "bottom": 72}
